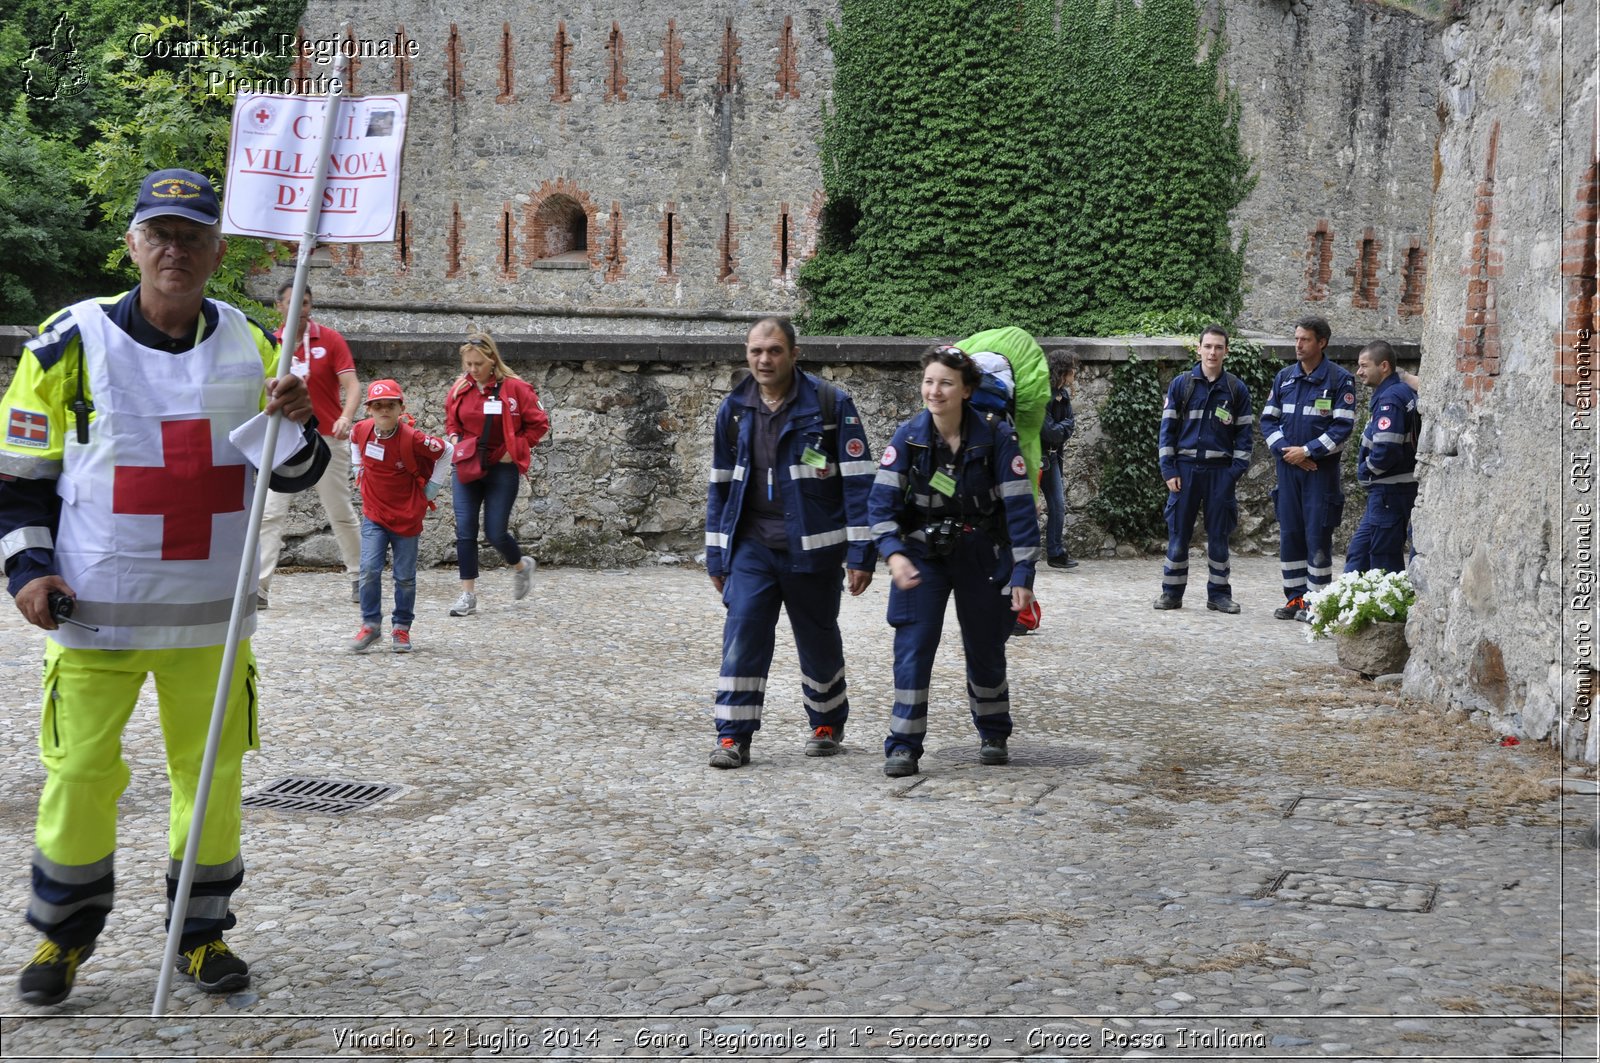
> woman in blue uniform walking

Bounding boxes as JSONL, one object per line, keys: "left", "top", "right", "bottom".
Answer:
{"left": 868, "top": 345, "right": 1041, "bottom": 778}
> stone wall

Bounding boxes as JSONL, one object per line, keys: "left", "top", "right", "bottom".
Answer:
{"left": 287, "top": 0, "right": 1439, "bottom": 341}
{"left": 0, "top": 332, "right": 1417, "bottom": 576}
{"left": 1404, "top": 0, "right": 1598, "bottom": 762}
{"left": 1219, "top": 0, "right": 1440, "bottom": 337}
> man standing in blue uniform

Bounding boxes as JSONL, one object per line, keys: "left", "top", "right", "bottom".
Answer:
{"left": 703, "top": 318, "right": 877, "bottom": 767}
{"left": 1259, "top": 316, "right": 1358, "bottom": 620}
{"left": 1154, "top": 325, "right": 1253, "bottom": 613}
{"left": 1345, "top": 340, "right": 1420, "bottom": 573}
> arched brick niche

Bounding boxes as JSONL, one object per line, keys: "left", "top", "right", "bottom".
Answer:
{"left": 525, "top": 180, "right": 599, "bottom": 270}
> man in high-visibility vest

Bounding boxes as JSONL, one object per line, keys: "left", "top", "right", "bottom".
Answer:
{"left": 0, "top": 169, "right": 328, "bottom": 1006}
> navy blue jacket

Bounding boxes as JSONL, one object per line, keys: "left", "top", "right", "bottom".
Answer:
{"left": 1157, "top": 365, "right": 1254, "bottom": 481}
{"left": 1357, "top": 372, "right": 1420, "bottom": 486}
{"left": 705, "top": 371, "right": 876, "bottom": 577}
{"left": 868, "top": 407, "right": 1040, "bottom": 590}
{"left": 1259, "top": 356, "right": 1358, "bottom": 466}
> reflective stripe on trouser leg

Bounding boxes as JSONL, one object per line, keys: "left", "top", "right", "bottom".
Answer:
{"left": 154, "top": 642, "right": 258, "bottom": 945}
{"left": 30, "top": 640, "right": 146, "bottom": 944}
{"left": 713, "top": 541, "right": 784, "bottom": 738}
{"left": 783, "top": 564, "right": 849, "bottom": 732}
{"left": 1161, "top": 480, "right": 1201, "bottom": 598}
{"left": 1275, "top": 466, "right": 1309, "bottom": 600}
{"left": 1303, "top": 466, "right": 1343, "bottom": 594}
{"left": 950, "top": 560, "right": 1014, "bottom": 741}
{"left": 1201, "top": 466, "right": 1237, "bottom": 601}
{"left": 885, "top": 561, "right": 953, "bottom": 757}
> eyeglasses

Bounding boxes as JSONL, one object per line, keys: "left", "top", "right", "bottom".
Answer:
{"left": 137, "top": 224, "right": 218, "bottom": 250}
{"left": 933, "top": 344, "right": 971, "bottom": 362}
{"left": 464, "top": 336, "right": 491, "bottom": 349}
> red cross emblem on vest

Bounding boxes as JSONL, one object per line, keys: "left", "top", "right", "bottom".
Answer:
{"left": 113, "top": 419, "right": 246, "bottom": 560}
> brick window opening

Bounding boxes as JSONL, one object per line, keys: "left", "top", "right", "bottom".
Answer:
{"left": 775, "top": 204, "right": 792, "bottom": 279}
{"left": 497, "top": 23, "right": 514, "bottom": 102}
{"left": 500, "top": 206, "right": 517, "bottom": 278}
{"left": 343, "top": 28, "right": 360, "bottom": 95}
{"left": 660, "top": 205, "right": 677, "bottom": 278}
{"left": 446, "top": 203, "right": 463, "bottom": 278}
{"left": 604, "top": 202, "right": 625, "bottom": 281}
{"left": 394, "top": 26, "right": 412, "bottom": 92}
{"left": 660, "top": 20, "right": 683, "bottom": 100}
{"left": 1306, "top": 220, "right": 1333, "bottom": 302}
{"left": 775, "top": 16, "right": 799, "bottom": 99}
{"left": 605, "top": 21, "right": 628, "bottom": 102}
{"left": 717, "top": 18, "right": 740, "bottom": 94}
{"left": 1350, "top": 228, "right": 1381, "bottom": 310}
{"left": 396, "top": 206, "right": 411, "bottom": 271}
{"left": 551, "top": 21, "right": 572, "bottom": 103}
{"left": 1399, "top": 239, "right": 1426, "bottom": 318}
{"left": 530, "top": 194, "right": 589, "bottom": 268}
{"left": 1458, "top": 122, "right": 1502, "bottom": 402}
{"left": 446, "top": 24, "right": 464, "bottom": 100}
{"left": 719, "top": 212, "right": 737, "bottom": 282}
{"left": 290, "top": 27, "right": 310, "bottom": 90}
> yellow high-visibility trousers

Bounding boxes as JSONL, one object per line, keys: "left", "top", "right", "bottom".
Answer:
{"left": 29, "top": 639, "right": 258, "bottom": 947}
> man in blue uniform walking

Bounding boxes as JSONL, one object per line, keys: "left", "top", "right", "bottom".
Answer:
{"left": 1259, "top": 316, "right": 1358, "bottom": 620}
{"left": 1345, "top": 340, "right": 1420, "bottom": 573}
{"left": 703, "top": 318, "right": 877, "bottom": 767}
{"left": 1154, "top": 325, "right": 1254, "bottom": 613}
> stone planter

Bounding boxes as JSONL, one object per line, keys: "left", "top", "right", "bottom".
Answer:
{"left": 1336, "top": 620, "right": 1410, "bottom": 678}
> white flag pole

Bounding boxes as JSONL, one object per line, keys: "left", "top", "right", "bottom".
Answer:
{"left": 153, "top": 39, "right": 351, "bottom": 1017}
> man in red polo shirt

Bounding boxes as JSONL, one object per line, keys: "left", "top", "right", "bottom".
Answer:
{"left": 257, "top": 283, "right": 362, "bottom": 606}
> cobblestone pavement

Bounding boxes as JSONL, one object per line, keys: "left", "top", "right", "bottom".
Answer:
{"left": 0, "top": 558, "right": 1594, "bottom": 1061}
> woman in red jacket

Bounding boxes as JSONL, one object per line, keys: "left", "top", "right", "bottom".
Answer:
{"left": 443, "top": 331, "right": 549, "bottom": 616}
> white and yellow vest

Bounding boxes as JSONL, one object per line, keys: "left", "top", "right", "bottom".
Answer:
{"left": 54, "top": 299, "right": 264, "bottom": 650}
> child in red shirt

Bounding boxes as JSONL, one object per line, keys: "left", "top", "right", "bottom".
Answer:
{"left": 349, "top": 380, "right": 453, "bottom": 653}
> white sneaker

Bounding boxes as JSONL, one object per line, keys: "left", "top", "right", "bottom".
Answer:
{"left": 512, "top": 558, "right": 535, "bottom": 601}
{"left": 448, "top": 592, "right": 477, "bottom": 617}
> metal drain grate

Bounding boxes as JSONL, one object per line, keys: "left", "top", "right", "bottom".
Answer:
{"left": 1257, "top": 869, "right": 1438, "bottom": 912}
{"left": 243, "top": 777, "right": 403, "bottom": 815}
{"left": 1283, "top": 795, "right": 1433, "bottom": 827}
{"left": 928, "top": 744, "right": 1102, "bottom": 767}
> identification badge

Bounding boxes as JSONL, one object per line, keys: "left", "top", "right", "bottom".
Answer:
{"left": 483, "top": 399, "right": 503, "bottom": 415}
{"left": 1215, "top": 406, "right": 1233, "bottom": 424}
{"left": 929, "top": 470, "right": 957, "bottom": 497}
{"left": 364, "top": 441, "right": 386, "bottom": 460}
{"left": 290, "top": 359, "right": 310, "bottom": 381}
{"left": 1314, "top": 397, "right": 1332, "bottom": 413}
{"left": 801, "top": 446, "right": 828, "bottom": 469}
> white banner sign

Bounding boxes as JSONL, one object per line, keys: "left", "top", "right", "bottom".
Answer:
{"left": 223, "top": 92, "right": 409, "bottom": 242}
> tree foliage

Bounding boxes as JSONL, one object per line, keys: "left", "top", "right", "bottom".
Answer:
{"left": 0, "top": 0, "right": 305, "bottom": 323}
{"left": 801, "top": 0, "right": 1255, "bottom": 338}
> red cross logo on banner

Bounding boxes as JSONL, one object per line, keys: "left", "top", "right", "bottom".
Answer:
{"left": 113, "top": 419, "right": 246, "bottom": 560}
{"left": 252, "top": 105, "right": 273, "bottom": 127}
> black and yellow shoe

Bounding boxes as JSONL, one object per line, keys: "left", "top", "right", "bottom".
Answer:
{"left": 175, "top": 939, "right": 250, "bottom": 994}
{"left": 18, "top": 940, "right": 95, "bottom": 1006}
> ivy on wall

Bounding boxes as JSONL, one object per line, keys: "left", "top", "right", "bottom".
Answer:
{"left": 801, "top": 0, "right": 1255, "bottom": 339}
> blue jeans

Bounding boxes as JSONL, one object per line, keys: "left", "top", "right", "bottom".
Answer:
{"left": 452, "top": 461, "right": 523, "bottom": 580}
{"left": 1042, "top": 456, "right": 1067, "bottom": 558}
{"left": 360, "top": 518, "right": 418, "bottom": 628}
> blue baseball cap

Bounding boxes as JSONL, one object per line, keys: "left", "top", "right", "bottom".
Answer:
{"left": 132, "top": 169, "right": 221, "bottom": 226}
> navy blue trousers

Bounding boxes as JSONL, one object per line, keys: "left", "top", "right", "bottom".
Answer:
{"left": 1345, "top": 483, "right": 1416, "bottom": 574}
{"left": 714, "top": 541, "right": 849, "bottom": 740}
{"left": 1160, "top": 462, "right": 1237, "bottom": 603}
{"left": 884, "top": 534, "right": 1014, "bottom": 758}
{"left": 1273, "top": 460, "right": 1344, "bottom": 602}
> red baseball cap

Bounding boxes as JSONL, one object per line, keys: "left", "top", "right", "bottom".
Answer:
{"left": 365, "top": 379, "right": 405, "bottom": 404}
